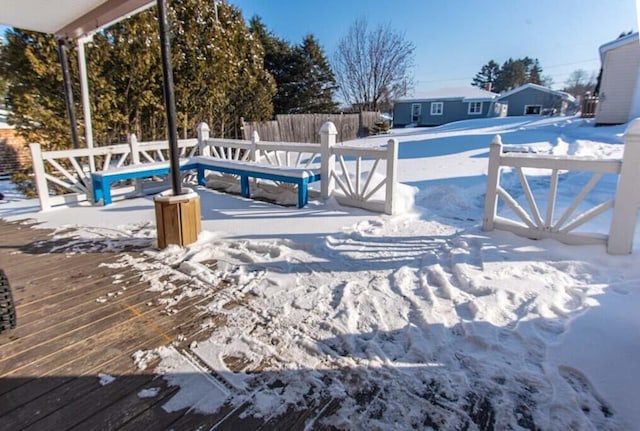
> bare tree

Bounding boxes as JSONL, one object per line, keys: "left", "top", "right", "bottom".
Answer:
{"left": 563, "top": 69, "right": 597, "bottom": 98}
{"left": 333, "top": 18, "right": 415, "bottom": 112}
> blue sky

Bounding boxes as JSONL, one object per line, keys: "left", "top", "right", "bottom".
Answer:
{"left": 231, "top": 0, "right": 638, "bottom": 93}
{"left": 1, "top": 0, "right": 637, "bottom": 94}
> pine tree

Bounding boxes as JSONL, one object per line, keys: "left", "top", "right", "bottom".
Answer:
{"left": 99, "top": 9, "right": 163, "bottom": 142}
{"left": 249, "top": 16, "right": 299, "bottom": 115}
{"left": 471, "top": 60, "right": 500, "bottom": 91}
{"left": 293, "top": 35, "right": 337, "bottom": 113}
{"left": 172, "top": 1, "right": 275, "bottom": 137}
{"left": 0, "top": 29, "right": 78, "bottom": 150}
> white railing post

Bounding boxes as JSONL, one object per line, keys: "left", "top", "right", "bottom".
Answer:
{"left": 129, "top": 133, "right": 140, "bottom": 165}
{"left": 251, "top": 130, "right": 260, "bottom": 162}
{"left": 385, "top": 138, "right": 398, "bottom": 215}
{"left": 29, "top": 143, "right": 50, "bottom": 211}
{"left": 608, "top": 119, "right": 640, "bottom": 254}
{"left": 482, "top": 134, "right": 503, "bottom": 231}
{"left": 320, "top": 121, "right": 337, "bottom": 199}
{"left": 128, "top": 134, "right": 143, "bottom": 195}
{"left": 197, "top": 122, "right": 210, "bottom": 156}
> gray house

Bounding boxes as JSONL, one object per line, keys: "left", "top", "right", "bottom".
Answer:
{"left": 393, "top": 87, "right": 507, "bottom": 127}
{"left": 497, "top": 83, "right": 575, "bottom": 116}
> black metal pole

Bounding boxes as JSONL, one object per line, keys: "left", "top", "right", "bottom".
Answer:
{"left": 56, "top": 38, "right": 80, "bottom": 150}
{"left": 156, "top": 0, "right": 181, "bottom": 196}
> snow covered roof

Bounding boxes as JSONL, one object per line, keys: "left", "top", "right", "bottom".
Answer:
{"left": 497, "top": 83, "right": 576, "bottom": 103}
{"left": 0, "top": 0, "right": 154, "bottom": 39}
{"left": 397, "top": 86, "right": 499, "bottom": 103}
{"left": 599, "top": 32, "right": 639, "bottom": 60}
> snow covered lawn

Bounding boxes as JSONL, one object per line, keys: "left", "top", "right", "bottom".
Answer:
{"left": 2, "top": 116, "right": 639, "bottom": 430}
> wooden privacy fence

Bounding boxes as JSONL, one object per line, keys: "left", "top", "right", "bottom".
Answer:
{"left": 242, "top": 112, "right": 381, "bottom": 143}
{"left": 483, "top": 118, "right": 640, "bottom": 254}
{"left": 581, "top": 95, "right": 599, "bottom": 118}
{"left": 29, "top": 121, "right": 400, "bottom": 215}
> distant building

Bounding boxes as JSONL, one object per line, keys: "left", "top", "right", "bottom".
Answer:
{"left": 595, "top": 32, "right": 640, "bottom": 125}
{"left": 496, "top": 83, "right": 575, "bottom": 117}
{"left": 393, "top": 87, "right": 507, "bottom": 127}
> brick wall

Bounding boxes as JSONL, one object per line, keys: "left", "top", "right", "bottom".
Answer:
{"left": 0, "top": 128, "right": 30, "bottom": 174}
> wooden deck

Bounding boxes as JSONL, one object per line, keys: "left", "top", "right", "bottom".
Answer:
{"left": 0, "top": 219, "right": 332, "bottom": 430}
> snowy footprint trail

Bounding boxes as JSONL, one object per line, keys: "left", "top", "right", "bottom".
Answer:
{"left": 114, "top": 213, "right": 629, "bottom": 430}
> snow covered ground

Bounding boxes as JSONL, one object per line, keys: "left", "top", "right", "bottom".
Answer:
{"left": 2, "top": 116, "right": 639, "bottom": 430}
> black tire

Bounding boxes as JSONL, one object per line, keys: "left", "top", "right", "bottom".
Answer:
{"left": 0, "top": 269, "right": 16, "bottom": 333}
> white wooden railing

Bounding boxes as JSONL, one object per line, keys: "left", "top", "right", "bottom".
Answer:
{"left": 30, "top": 122, "right": 400, "bottom": 215}
{"left": 197, "top": 122, "right": 398, "bottom": 214}
{"left": 483, "top": 118, "right": 640, "bottom": 254}
{"left": 319, "top": 122, "right": 398, "bottom": 215}
{"left": 30, "top": 136, "right": 199, "bottom": 210}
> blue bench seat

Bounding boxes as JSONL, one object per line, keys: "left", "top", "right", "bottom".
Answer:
{"left": 91, "top": 157, "right": 321, "bottom": 208}
{"left": 192, "top": 156, "right": 321, "bottom": 208}
{"left": 91, "top": 160, "right": 198, "bottom": 205}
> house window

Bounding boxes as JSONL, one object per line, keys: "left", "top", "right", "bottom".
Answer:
{"left": 430, "top": 102, "right": 443, "bottom": 115}
{"left": 411, "top": 103, "right": 422, "bottom": 123}
{"left": 468, "top": 101, "right": 483, "bottom": 115}
{"left": 524, "top": 105, "right": 542, "bottom": 115}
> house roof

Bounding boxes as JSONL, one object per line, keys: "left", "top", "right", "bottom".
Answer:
{"left": 0, "top": 0, "right": 154, "bottom": 40}
{"left": 497, "top": 83, "right": 576, "bottom": 103}
{"left": 599, "top": 32, "right": 639, "bottom": 60}
{"left": 397, "top": 86, "right": 499, "bottom": 103}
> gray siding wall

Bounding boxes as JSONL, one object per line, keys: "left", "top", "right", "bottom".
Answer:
{"left": 393, "top": 99, "right": 493, "bottom": 127}
{"left": 500, "top": 88, "right": 566, "bottom": 116}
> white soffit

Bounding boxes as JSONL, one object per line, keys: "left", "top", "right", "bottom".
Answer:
{"left": 0, "top": 0, "right": 154, "bottom": 39}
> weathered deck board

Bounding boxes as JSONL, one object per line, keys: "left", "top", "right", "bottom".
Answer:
{"left": 0, "top": 218, "right": 324, "bottom": 430}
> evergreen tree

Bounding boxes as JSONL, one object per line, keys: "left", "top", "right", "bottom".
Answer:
{"left": 0, "top": 30, "right": 78, "bottom": 150}
{"left": 0, "top": 0, "right": 275, "bottom": 147}
{"left": 250, "top": 16, "right": 299, "bottom": 115}
{"left": 172, "top": 1, "right": 275, "bottom": 137}
{"left": 471, "top": 60, "right": 500, "bottom": 91}
{"left": 250, "top": 18, "right": 336, "bottom": 114}
{"left": 293, "top": 35, "right": 337, "bottom": 113}
{"left": 0, "top": 41, "right": 7, "bottom": 105}
{"left": 477, "top": 57, "right": 548, "bottom": 93}
{"left": 99, "top": 9, "right": 163, "bottom": 142}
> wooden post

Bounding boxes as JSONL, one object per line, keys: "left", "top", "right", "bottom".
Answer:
{"left": 154, "top": 188, "right": 201, "bottom": 248}
{"left": 29, "top": 143, "right": 50, "bottom": 211}
{"left": 482, "top": 135, "right": 503, "bottom": 231}
{"left": 320, "top": 121, "right": 337, "bottom": 199}
{"left": 385, "top": 138, "right": 398, "bottom": 215}
{"left": 251, "top": 130, "right": 260, "bottom": 162}
{"left": 608, "top": 119, "right": 640, "bottom": 254}
{"left": 197, "top": 122, "right": 210, "bottom": 156}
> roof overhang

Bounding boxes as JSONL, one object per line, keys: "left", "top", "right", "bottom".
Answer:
{"left": 0, "top": 0, "right": 154, "bottom": 40}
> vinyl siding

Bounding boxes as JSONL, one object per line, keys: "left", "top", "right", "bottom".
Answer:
{"left": 596, "top": 42, "right": 640, "bottom": 124}
{"left": 499, "top": 88, "right": 567, "bottom": 116}
{"left": 393, "top": 99, "right": 493, "bottom": 127}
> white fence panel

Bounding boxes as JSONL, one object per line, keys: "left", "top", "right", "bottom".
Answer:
{"left": 481, "top": 127, "right": 639, "bottom": 253}
{"left": 31, "top": 137, "right": 199, "bottom": 211}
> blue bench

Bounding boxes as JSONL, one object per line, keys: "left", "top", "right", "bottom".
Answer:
{"left": 91, "top": 160, "right": 198, "bottom": 205}
{"left": 91, "top": 157, "right": 321, "bottom": 208}
{"left": 192, "top": 156, "right": 321, "bottom": 208}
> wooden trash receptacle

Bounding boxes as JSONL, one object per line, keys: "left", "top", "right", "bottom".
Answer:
{"left": 154, "top": 188, "right": 201, "bottom": 248}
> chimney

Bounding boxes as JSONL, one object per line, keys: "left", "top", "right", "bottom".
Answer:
{"left": 486, "top": 82, "right": 493, "bottom": 92}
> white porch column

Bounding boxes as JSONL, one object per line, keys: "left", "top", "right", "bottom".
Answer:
{"left": 77, "top": 35, "right": 95, "bottom": 173}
